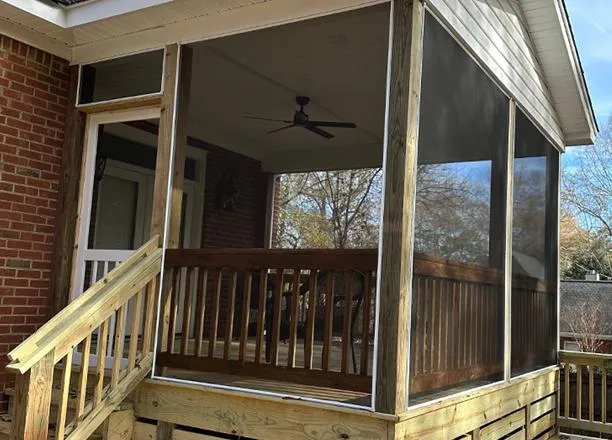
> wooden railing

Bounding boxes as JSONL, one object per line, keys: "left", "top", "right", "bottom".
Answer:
{"left": 6, "top": 235, "right": 162, "bottom": 440}
{"left": 158, "top": 248, "right": 377, "bottom": 392}
{"left": 559, "top": 350, "right": 612, "bottom": 436}
{"left": 157, "top": 248, "right": 552, "bottom": 395}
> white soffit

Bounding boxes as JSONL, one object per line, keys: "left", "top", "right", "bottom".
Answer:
{"left": 521, "top": 0, "right": 597, "bottom": 145}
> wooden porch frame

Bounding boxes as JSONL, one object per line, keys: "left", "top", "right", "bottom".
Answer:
{"left": 375, "top": 0, "right": 425, "bottom": 414}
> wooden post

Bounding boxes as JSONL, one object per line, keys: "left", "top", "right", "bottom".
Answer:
{"left": 167, "top": 46, "right": 193, "bottom": 249}
{"left": 156, "top": 421, "right": 175, "bottom": 440}
{"left": 375, "top": 0, "right": 425, "bottom": 415}
{"left": 150, "top": 43, "right": 180, "bottom": 239}
{"left": 9, "top": 351, "right": 55, "bottom": 440}
{"left": 49, "top": 66, "right": 86, "bottom": 314}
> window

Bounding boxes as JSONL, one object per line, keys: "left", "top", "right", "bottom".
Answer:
{"left": 78, "top": 49, "right": 164, "bottom": 105}
{"left": 409, "top": 12, "right": 509, "bottom": 402}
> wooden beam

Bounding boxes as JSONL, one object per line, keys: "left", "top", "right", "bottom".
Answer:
{"left": 168, "top": 46, "right": 193, "bottom": 248}
{"left": 376, "top": 0, "right": 425, "bottom": 414}
{"left": 9, "top": 351, "right": 55, "bottom": 440}
{"left": 135, "top": 379, "right": 393, "bottom": 440}
{"left": 49, "top": 65, "right": 86, "bottom": 314}
{"left": 151, "top": 43, "right": 180, "bottom": 238}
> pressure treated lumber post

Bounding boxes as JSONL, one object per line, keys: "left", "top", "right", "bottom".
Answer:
{"left": 9, "top": 351, "right": 55, "bottom": 440}
{"left": 167, "top": 46, "right": 193, "bottom": 249}
{"left": 156, "top": 421, "right": 175, "bottom": 439}
{"left": 49, "top": 66, "right": 86, "bottom": 314}
{"left": 375, "top": 0, "right": 425, "bottom": 414}
{"left": 151, "top": 44, "right": 180, "bottom": 239}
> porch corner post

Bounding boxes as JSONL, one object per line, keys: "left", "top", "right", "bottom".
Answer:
{"left": 375, "top": 0, "right": 425, "bottom": 415}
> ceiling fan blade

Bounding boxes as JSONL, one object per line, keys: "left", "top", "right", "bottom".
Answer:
{"left": 304, "top": 124, "right": 334, "bottom": 139}
{"left": 245, "top": 115, "right": 293, "bottom": 123}
{"left": 308, "top": 121, "right": 357, "bottom": 129}
{"left": 267, "top": 124, "right": 295, "bottom": 134}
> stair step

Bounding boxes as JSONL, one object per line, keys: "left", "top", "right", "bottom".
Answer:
{"left": 0, "top": 419, "right": 9, "bottom": 440}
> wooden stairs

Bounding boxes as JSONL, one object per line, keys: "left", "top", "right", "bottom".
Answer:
{"left": 4, "top": 236, "right": 161, "bottom": 440}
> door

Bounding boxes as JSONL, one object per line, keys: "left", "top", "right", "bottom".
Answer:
{"left": 71, "top": 107, "right": 206, "bottom": 367}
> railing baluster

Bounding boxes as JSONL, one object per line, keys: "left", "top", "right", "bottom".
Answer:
{"left": 288, "top": 269, "right": 300, "bottom": 367}
{"left": 142, "top": 276, "right": 158, "bottom": 353}
{"left": 90, "top": 260, "right": 98, "bottom": 287}
{"left": 224, "top": 271, "right": 238, "bottom": 360}
{"left": 577, "top": 364, "right": 583, "bottom": 421}
{"left": 589, "top": 365, "right": 594, "bottom": 422}
{"left": 94, "top": 319, "right": 110, "bottom": 404}
{"left": 322, "top": 271, "right": 335, "bottom": 371}
{"left": 305, "top": 269, "right": 317, "bottom": 370}
{"left": 128, "top": 289, "right": 144, "bottom": 369}
{"left": 255, "top": 269, "right": 268, "bottom": 363}
{"left": 269, "top": 269, "right": 284, "bottom": 365}
{"left": 181, "top": 267, "right": 194, "bottom": 355}
{"left": 341, "top": 272, "right": 352, "bottom": 374}
{"left": 208, "top": 269, "right": 222, "bottom": 358}
{"left": 239, "top": 271, "right": 252, "bottom": 362}
{"left": 360, "top": 271, "right": 371, "bottom": 376}
{"left": 168, "top": 268, "right": 181, "bottom": 354}
{"left": 56, "top": 350, "right": 73, "bottom": 440}
{"left": 564, "top": 361, "right": 570, "bottom": 419}
{"left": 194, "top": 268, "right": 208, "bottom": 357}
{"left": 430, "top": 277, "right": 437, "bottom": 372}
{"left": 603, "top": 367, "right": 607, "bottom": 423}
{"left": 75, "top": 334, "right": 92, "bottom": 423}
{"left": 111, "top": 305, "right": 127, "bottom": 388}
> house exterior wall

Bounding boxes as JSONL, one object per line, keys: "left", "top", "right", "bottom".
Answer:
{"left": 427, "top": 0, "right": 565, "bottom": 149}
{"left": 0, "top": 35, "right": 69, "bottom": 411}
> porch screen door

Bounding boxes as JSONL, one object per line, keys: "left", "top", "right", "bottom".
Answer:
{"left": 71, "top": 107, "right": 162, "bottom": 367}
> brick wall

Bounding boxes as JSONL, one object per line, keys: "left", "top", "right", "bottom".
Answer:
{"left": 199, "top": 145, "right": 270, "bottom": 338}
{"left": 0, "top": 35, "right": 69, "bottom": 411}
{"left": 201, "top": 146, "right": 269, "bottom": 249}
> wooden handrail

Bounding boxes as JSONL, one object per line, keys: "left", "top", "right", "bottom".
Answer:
{"left": 7, "top": 235, "right": 162, "bottom": 440}
{"left": 7, "top": 236, "right": 161, "bottom": 374}
{"left": 8, "top": 235, "right": 160, "bottom": 368}
{"left": 165, "top": 248, "right": 553, "bottom": 293}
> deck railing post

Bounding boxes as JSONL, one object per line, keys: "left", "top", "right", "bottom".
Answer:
{"left": 9, "top": 350, "right": 55, "bottom": 440}
{"left": 375, "top": 0, "right": 425, "bottom": 414}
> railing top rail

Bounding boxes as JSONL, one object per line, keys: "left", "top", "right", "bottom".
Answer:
{"left": 7, "top": 235, "right": 161, "bottom": 375}
{"left": 559, "top": 349, "right": 612, "bottom": 365}
{"left": 164, "top": 247, "right": 552, "bottom": 293}
{"left": 165, "top": 248, "right": 379, "bottom": 271}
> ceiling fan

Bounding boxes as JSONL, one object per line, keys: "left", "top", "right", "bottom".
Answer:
{"left": 245, "top": 96, "right": 357, "bottom": 139}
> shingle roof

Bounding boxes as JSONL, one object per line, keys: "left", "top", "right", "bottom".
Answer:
{"left": 560, "top": 279, "right": 612, "bottom": 334}
{"left": 51, "top": 0, "right": 90, "bottom": 5}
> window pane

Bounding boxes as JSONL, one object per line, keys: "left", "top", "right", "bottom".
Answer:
{"left": 510, "top": 110, "right": 558, "bottom": 376}
{"left": 409, "top": 12, "right": 508, "bottom": 403}
{"left": 78, "top": 49, "right": 164, "bottom": 104}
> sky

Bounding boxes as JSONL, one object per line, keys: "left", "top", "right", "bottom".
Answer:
{"left": 564, "top": 0, "right": 612, "bottom": 165}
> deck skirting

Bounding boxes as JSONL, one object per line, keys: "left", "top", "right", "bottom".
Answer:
{"left": 133, "top": 367, "right": 559, "bottom": 439}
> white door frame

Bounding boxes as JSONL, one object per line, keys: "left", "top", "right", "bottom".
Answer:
{"left": 72, "top": 107, "right": 162, "bottom": 300}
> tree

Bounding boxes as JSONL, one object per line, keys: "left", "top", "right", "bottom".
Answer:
{"left": 560, "top": 210, "right": 612, "bottom": 279}
{"left": 562, "top": 299, "right": 610, "bottom": 353}
{"left": 564, "top": 117, "right": 612, "bottom": 236}
{"left": 275, "top": 169, "right": 382, "bottom": 249}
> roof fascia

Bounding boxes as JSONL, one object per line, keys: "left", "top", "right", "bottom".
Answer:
{"left": 555, "top": 0, "right": 598, "bottom": 143}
